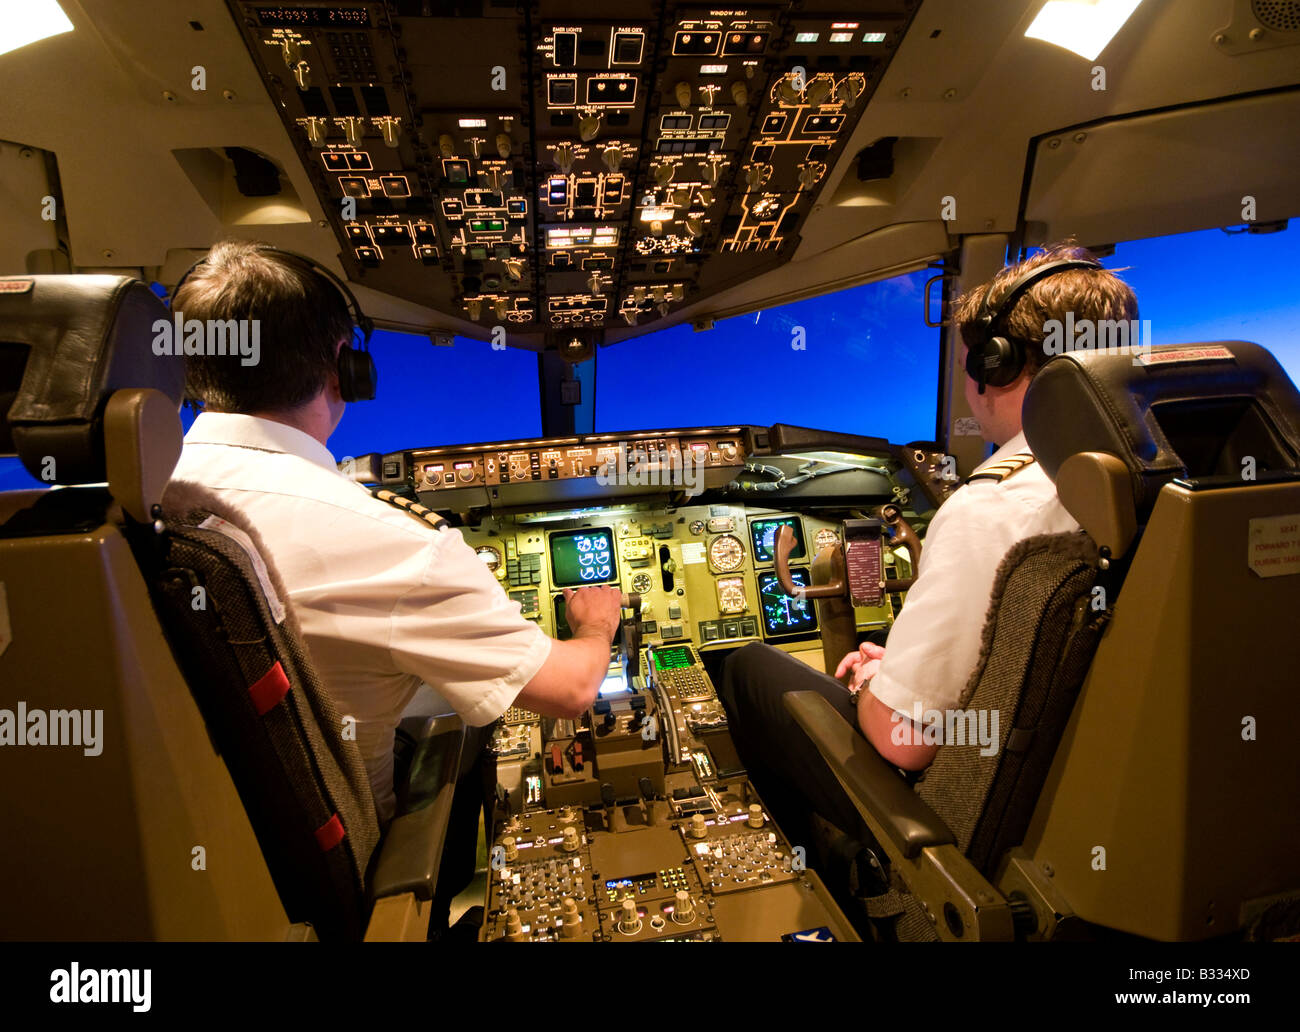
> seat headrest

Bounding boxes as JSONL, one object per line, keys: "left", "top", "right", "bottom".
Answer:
{"left": 1024, "top": 342, "right": 1300, "bottom": 517}
{"left": 0, "top": 275, "right": 183, "bottom": 484}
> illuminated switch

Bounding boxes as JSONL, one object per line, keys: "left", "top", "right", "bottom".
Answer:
{"left": 380, "top": 176, "right": 411, "bottom": 198}
{"left": 339, "top": 176, "right": 370, "bottom": 198}
{"left": 322, "top": 151, "right": 350, "bottom": 171}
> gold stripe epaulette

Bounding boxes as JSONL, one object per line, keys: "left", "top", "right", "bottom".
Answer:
{"left": 966, "top": 453, "right": 1036, "bottom": 484}
{"left": 371, "top": 488, "right": 450, "bottom": 530}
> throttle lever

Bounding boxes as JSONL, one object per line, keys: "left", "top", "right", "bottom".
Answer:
{"left": 619, "top": 591, "right": 643, "bottom": 679}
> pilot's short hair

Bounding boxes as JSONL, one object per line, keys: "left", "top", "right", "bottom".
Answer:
{"left": 952, "top": 239, "right": 1139, "bottom": 375}
{"left": 171, "top": 240, "right": 354, "bottom": 413}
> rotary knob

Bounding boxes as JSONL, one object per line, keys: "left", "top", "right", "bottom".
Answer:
{"left": 340, "top": 117, "right": 366, "bottom": 147}
{"left": 747, "top": 804, "right": 764, "bottom": 829}
{"left": 560, "top": 897, "right": 582, "bottom": 938}
{"left": 438, "top": 133, "right": 456, "bottom": 159}
{"left": 688, "top": 813, "right": 708, "bottom": 839}
{"left": 579, "top": 114, "right": 601, "bottom": 142}
{"left": 505, "top": 906, "right": 525, "bottom": 941}
{"left": 304, "top": 118, "right": 329, "bottom": 148}
{"left": 618, "top": 897, "right": 642, "bottom": 935}
{"left": 496, "top": 133, "right": 512, "bottom": 159}
{"left": 503, "top": 835, "right": 518, "bottom": 861}
{"left": 805, "top": 78, "right": 831, "bottom": 106}
{"left": 672, "top": 890, "right": 695, "bottom": 924}
{"left": 674, "top": 81, "right": 693, "bottom": 108}
{"left": 602, "top": 145, "right": 623, "bottom": 173}
{"left": 561, "top": 826, "right": 580, "bottom": 852}
{"left": 730, "top": 80, "right": 749, "bottom": 107}
{"left": 377, "top": 118, "right": 401, "bottom": 148}
{"left": 554, "top": 143, "right": 574, "bottom": 174}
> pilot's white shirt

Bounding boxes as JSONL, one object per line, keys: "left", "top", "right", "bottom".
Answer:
{"left": 868, "top": 430, "right": 1081, "bottom": 719}
{"left": 171, "top": 412, "right": 552, "bottom": 823}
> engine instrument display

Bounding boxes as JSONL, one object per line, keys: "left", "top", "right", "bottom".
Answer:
{"left": 750, "top": 517, "right": 806, "bottom": 564}
{"left": 757, "top": 569, "right": 817, "bottom": 636}
{"left": 708, "top": 534, "right": 746, "bottom": 573}
{"left": 549, "top": 528, "right": 616, "bottom": 586}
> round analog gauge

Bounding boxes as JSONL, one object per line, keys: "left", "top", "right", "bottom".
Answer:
{"left": 716, "top": 576, "right": 746, "bottom": 614}
{"left": 631, "top": 572, "right": 653, "bottom": 593}
{"left": 689, "top": 520, "right": 705, "bottom": 535}
{"left": 708, "top": 534, "right": 745, "bottom": 573}
{"left": 814, "top": 528, "right": 840, "bottom": 554}
{"left": 475, "top": 545, "right": 502, "bottom": 575}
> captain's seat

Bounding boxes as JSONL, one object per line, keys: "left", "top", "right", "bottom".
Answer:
{"left": 788, "top": 340, "right": 1300, "bottom": 941}
{"left": 0, "top": 275, "right": 462, "bottom": 940}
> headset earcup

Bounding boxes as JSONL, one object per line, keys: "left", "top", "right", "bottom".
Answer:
{"left": 980, "top": 336, "right": 1024, "bottom": 388}
{"left": 338, "top": 347, "right": 377, "bottom": 402}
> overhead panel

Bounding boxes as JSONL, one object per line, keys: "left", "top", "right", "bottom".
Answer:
{"left": 222, "top": 1, "right": 917, "bottom": 347}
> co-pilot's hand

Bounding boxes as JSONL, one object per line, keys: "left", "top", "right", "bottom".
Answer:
{"left": 834, "top": 642, "right": 887, "bottom": 684}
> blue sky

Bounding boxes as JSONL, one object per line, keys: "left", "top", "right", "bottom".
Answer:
{"left": 2, "top": 224, "right": 1297, "bottom": 490}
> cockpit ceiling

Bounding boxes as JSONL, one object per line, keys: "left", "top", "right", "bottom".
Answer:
{"left": 216, "top": 0, "right": 919, "bottom": 349}
{"left": 0, "top": 1, "right": 1296, "bottom": 346}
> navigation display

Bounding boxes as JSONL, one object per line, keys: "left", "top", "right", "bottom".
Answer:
{"left": 757, "top": 569, "right": 818, "bottom": 636}
{"left": 750, "top": 516, "right": 806, "bottom": 564}
{"left": 549, "top": 528, "right": 616, "bottom": 586}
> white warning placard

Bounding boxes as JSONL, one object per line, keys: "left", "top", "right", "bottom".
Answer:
{"left": 1247, "top": 513, "right": 1300, "bottom": 579}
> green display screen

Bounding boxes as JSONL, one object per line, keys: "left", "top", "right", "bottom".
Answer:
{"left": 549, "top": 528, "right": 616, "bottom": 586}
{"left": 652, "top": 645, "right": 694, "bottom": 671}
{"left": 750, "top": 516, "right": 806, "bottom": 563}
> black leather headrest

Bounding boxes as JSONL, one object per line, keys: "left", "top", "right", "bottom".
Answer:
{"left": 1025, "top": 342, "right": 1300, "bottom": 516}
{"left": 0, "top": 275, "right": 183, "bottom": 484}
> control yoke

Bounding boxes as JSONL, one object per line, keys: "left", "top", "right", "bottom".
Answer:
{"left": 772, "top": 510, "right": 922, "bottom": 601}
{"left": 774, "top": 524, "right": 844, "bottom": 599}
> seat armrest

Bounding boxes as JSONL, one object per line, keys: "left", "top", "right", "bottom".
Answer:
{"left": 783, "top": 691, "right": 955, "bottom": 859}
{"left": 369, "top": 715, "right": 466, "bottom": 901}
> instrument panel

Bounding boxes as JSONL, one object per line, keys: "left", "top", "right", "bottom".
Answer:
{"left": 461, "top": 502, "right": 907, "bottom": 650}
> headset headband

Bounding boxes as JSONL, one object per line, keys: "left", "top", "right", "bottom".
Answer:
{"left": 976, "top": 257, "right": 1104, "bottom": 338}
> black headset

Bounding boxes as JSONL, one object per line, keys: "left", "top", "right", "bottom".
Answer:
{"left": 172, "top": 245, "right": 377, "bottom": 402}
{"left": 964, "top": 257, "right": 1103, "bottom": 394}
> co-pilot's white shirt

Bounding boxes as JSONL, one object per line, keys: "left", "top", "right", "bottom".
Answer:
{"left": 868, "top": 431, "right": 1081, "bottom": 719}
{"left": 171, "top": 412, "right": 552, "bottom": 822}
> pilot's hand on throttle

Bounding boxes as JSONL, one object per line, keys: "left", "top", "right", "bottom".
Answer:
{"left": 563, "top": 585, "right": 624, "bottom": 642}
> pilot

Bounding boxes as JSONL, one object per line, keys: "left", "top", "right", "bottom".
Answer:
{"left": 718, "top": 240, "right": 1139, "bottom": 871}
{"left": 168, "top": 240, "right": 624, "bottom": 937}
